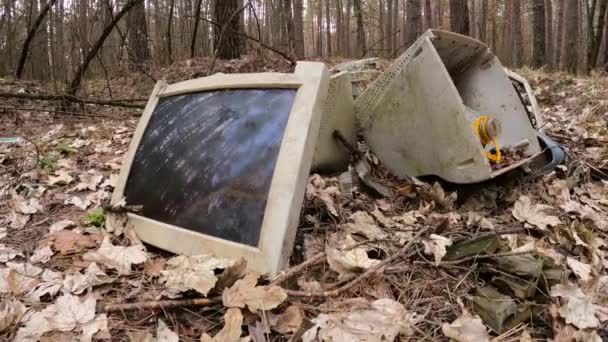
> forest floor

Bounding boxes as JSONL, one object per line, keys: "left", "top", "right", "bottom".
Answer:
{"left": 1, "top": 56, "right": 608, "bottom": 342}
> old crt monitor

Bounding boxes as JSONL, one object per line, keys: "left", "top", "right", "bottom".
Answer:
{"left": 112, "top": 62, "right": 329, "bottom": 275}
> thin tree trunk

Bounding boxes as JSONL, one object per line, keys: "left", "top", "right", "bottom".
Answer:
{"left": 425, "top": 0, "right": 433, "bottom": 30}
{"left": 449, "top": 0, "right": 469, "bottom": 34}
{"left": 316, "top": 0, "right": 323, "bottom": 56}
{"left": 560, "top": 0, "right": 579, "bottom": 72}
{"left": 490, "top": 0, "right": 497, "bottom": 51}
{"left": 190, "top": 0, "right": 203, "bottom": 58}
{"left": 589, "top": 0, "right": 608, "bottom": 68}
{"left": 532, "top": 0, "right": 546, "bottom": 67}
{"left": 435, "top": 0, "right": 442, "bottom": 28}
{"left": 386, "top": 0, "right": 393, "bottom": 54}
{"left": 167, "top": 0, "right": 175, "bottom": 63}
{"left": 293, "top": 0, "right": 305, "bottom": 57}
{"left": 555, "top": 0, "right": 565, "bottom": 66}
{"left": 545, "top": 0, "right": 554, "bottom": 67}
{"left": 126, "top": 0, "right": 150, "bottom": 70}
{"left": 469, "top": 0, "right": 476, "bottom": 37}
{"left": 67, "top": 0, "right": 143, "bottom": 95}
{"left": 336, "top": 0, "right": 342, "bottom": 55}
{"left": 345, "top": 0, "right": 351, "bottom": 56}
{"left": 15, "top": 0, "right": 57, "bottom": 78}
{"left": 405, "top": 0, "right": 421, "bottom": 49}
{"left": 353, "top": 0, "right": 365, "bottom": 56}
{"left": 286, "top": 0, "right": 295, "bottom": 53}
{"left": 325, "top": 0, "right": 331, "bottom": 55}
{"left": 479, "top": 0, "right": 487, "bottom": 42}
{"left": 379, "top": 0, "right": 385, "bottom": 56}
{"left": 512, "top": 0, "right": 523, "bottom": 66}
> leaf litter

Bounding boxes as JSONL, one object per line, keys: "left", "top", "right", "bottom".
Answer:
{"left": 0, "top": 63, "right": 607, "bottom": 341}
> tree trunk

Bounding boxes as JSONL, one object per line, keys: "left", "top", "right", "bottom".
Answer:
{"left": 190, "top": 0, "right": 203, "bottom": 58}
{"left": 560, "top": 0, "right": 579, "bottom": 72}
{"left": 78, "top": 0, "right": 88, "bottom": 64}
{"left": 512, "top": 0, "right": 523, "bottom": 66}
{"left": 293, "top": 0, "right": 305, "bottom": 57}
{"left": 15, "top": 0, "right": 57, "bottom": 78}
{"left": 167, "top": 0, "right": 175, "bottom": 63}
{"left": 392, "top": 0, "right": 398, "bottom": 53}
{"left": 490, "top": 0, "right": 497, "bottom": 51}
{"left": 589, "top": 0, "right": 607, "bottom": 68}
{"left": 353, "top": 0, "right": 366, "bottom": 56}
{"left": 545, "top": 0, "right": 554, "bottom": 67}
{"left": 68, "top": 0, "right": 143, "bottom": 95}
{"left": 286, "top": 0, "right": 295, "bottom": 54}
{"left": 386, "top": 0, "right": 393, "bottom": 54}
{"left": 435, "top": 0, "right": 442, "bottom": 28}
{"left": 316, "top": 0, "right": 323, "bottom": 56}
{"left": 213, "top": 0, "right": 241, "bottom": 59}
{"left": 479, "top": 0, "right": 487, "bottom": 42}
{"left": 336, "top": 0, "right": 342, "bottom": 55}
{"left": 555, "top": 0, "right": 565, "bottom": 66}
{"left": 449, "top": 0, "right": 469, "bottom": 34}
{"left": 405, "top": 0, "right": 421, "bottom": 49}
{"left": 126, "top": 0, "right": 150, "bottom": 70}
{"left": 345, "top": 0, "right": 351, "bottom": 56}
{"left": 325, "top": 0, "right": 331, "bottom": 55}
{"left": 425, "top": 0, "right": 433, "bottom": 29}
{"left": 469, "top": 0, "right": 476, "bottom": 37}
{"left": 532, "top": 0, "right": 546, "bottom": 68}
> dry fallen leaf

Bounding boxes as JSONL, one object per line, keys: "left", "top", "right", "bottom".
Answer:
{"left": 48, "top": 170, "right": 74, "bottom": 186}
{"left": 74, "top": 172, "right": 103, "bottom": 191}
{"left": 326, "top": 233, "right": 381, "bottom": 279}
{"left": 344, "top": 211, "right": 387, "bottom": 240}
{"left": 30, "top": 245, "right": 54, "bottom": 264}
{"left": 9, "top": 211, "right": 30, "bottom": 229}
{"left": 306, "top": 174, "right": 341, "bottom": 216}
{"left": 0, "top": 267, "right": 39, "bottom": 295}
{"left": 83, "top": 236, "right": 148, "bottom": 274}
{"left": 302, "top": 298, "right": 419, "bottom": 342}
{"left": 27, "top": 269, "right": 63, "bottom": 302}
{"left": 51, "top": 230, "right": 99, "bottom": 254}
{"left": 423, "top": 234, "right": 453, "bottom": 265}
{"left": 551, "top": 283, "right": 599, "bottom": 329}
{"left": 441, "top": 309, "right": 490, "bottom": 342}
{"left": 512, "top": 195, "right": 561, "bottom": 230}
{"left": 64, "top": 195, "right": 91, "bottom": 210}
{"left": 157, "top": 319, "right": 178, "bottom": 342}
{"left": 223, "top": 272, "right": 287, "bottom": 312}
{"left": 13, "top": 196, "right": 43, "bottom": 214}
{"left": 200, "top": 308, "right": 243, "bottom": 342}
{"left": 270, "top": 305, "right": 303, "bottom": 334}
{"left": 0, "top": 244, "right": 23, "bottom": 262}
{"left": 63, "top": 262, "right": 111, "bottom": 294}
{"left": 566, "top": 257, "right": 593, "bottom": 282}
{"left": 160, "top": 254, "right": 237, "bottom": 298}
{"left": 49, "top": 219, "right": 75, "bottom": 233}
{"left": 15, "top": 292, "right": 106, "bottom": 342}
{"left": 0, "top": 298, "right": 26, "bottom": 333}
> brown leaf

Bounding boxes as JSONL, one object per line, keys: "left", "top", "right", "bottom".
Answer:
{"left": 222, "top": 273, "right": 287, "bottom": 312}
{"left": 51, "top": 231, "right": 99, "bottom": 255}
{"left": 270, "top": 305, "right": 303, "bottom": 334}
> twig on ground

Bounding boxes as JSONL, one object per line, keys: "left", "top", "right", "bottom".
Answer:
{"left": 0, "top": 91, "right": 146, "bottom": 109}
{"left": 286, "top": 222, "right": 436, "bottom": 297}
{"left": 269, "top": 252, "right": 326, "bottom": 286}
{"left": 98, "top": 296, "right": 221, "bottom": 313}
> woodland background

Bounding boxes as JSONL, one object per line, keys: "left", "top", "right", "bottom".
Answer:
{"left": 1, "top": 0, "right": 608, "bottom": 95}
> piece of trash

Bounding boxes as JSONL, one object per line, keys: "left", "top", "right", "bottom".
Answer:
{"left": 111, "top": 62, "right": 330, "bottom": 275}
{"left": 354, "top": 29, "right": 565, "bottom": 184}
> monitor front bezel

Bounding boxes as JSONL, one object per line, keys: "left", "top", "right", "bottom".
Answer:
{"left": 111, "top": 62, "right": 329, "bottom": 275}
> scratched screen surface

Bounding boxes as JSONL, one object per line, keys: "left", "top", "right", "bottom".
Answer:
{"left": 124, "top": 88, "right": 297, "bottom": 246}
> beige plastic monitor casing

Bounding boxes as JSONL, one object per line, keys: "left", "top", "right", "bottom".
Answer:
{"left": 112, "top": 62, "right": 329, "bottom": 276}
{"left": 355, "top": 29, "right": 543, "bottom": 184}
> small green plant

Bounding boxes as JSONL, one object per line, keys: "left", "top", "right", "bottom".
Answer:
{"left": 39, "top": 153, "right": 59, "bottom": 170}
{"left": 84, "top": 208, "right": 105, "bottom": 228}
{"left": 56, "top": 141, "right": 78, "bottom": 155}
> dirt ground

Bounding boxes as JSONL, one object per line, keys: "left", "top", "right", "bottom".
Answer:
{"left": 1, "top": 57, "right": 608, "bottom": 341}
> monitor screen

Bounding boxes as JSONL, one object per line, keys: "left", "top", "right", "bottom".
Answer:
{"left": 124, "top": 88, "right": 298, "bottom": 246}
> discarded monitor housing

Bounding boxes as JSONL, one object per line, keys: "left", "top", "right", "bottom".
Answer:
{"left": 112, "top": 62, "right": 329, "bottom": 275}
{"left": 312, "top": 71, "right": 356, "bottom": 172}
{"left": 355, "top": 30, "right": 546, "bottom": 183}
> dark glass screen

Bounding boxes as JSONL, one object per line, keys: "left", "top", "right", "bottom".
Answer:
{"left": 124, "top": 88, "right": 297, "bottom": 246}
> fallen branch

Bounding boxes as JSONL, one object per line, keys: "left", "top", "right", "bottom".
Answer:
{"left": 269, "top": 252, "right": 326, "bottom": 286}
{"left": 0, "top": 91, "right": 145, "bottom": 109}
{"left": 286, "top": 222, "right": 435, "bottom": 297}
{"left": 98, "top": 296, "right": 221, "bottom": 313}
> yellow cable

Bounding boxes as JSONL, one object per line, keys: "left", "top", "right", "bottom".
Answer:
{"left": 472, "top": 115, "right": 502, "bottom": 162}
